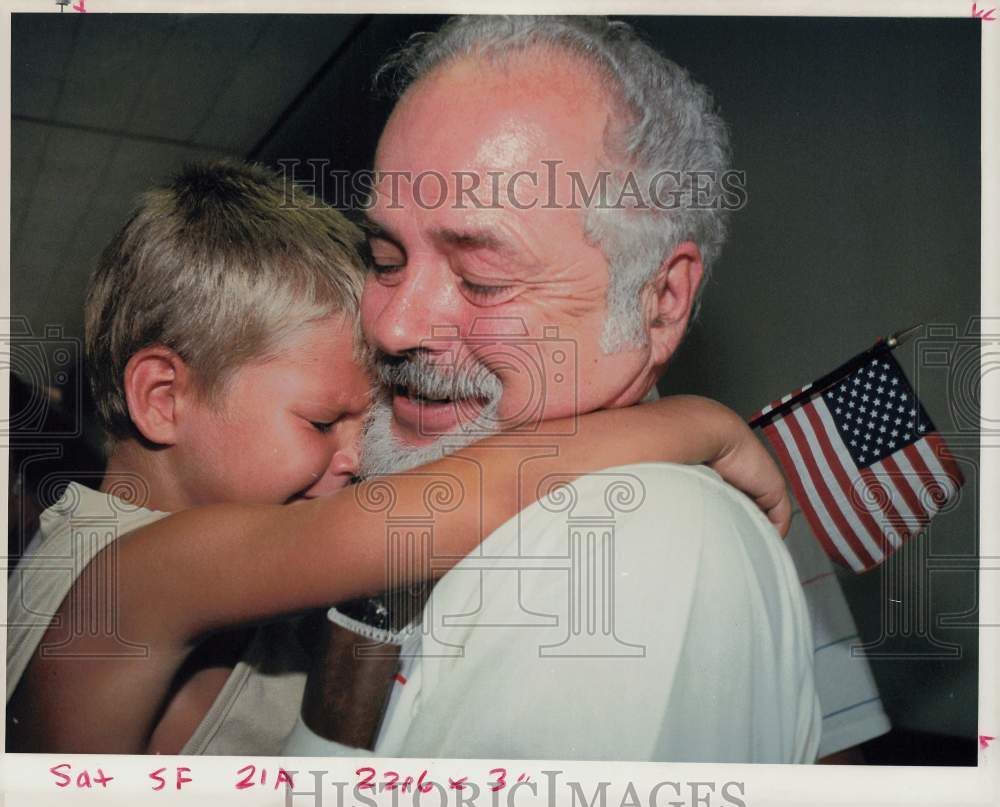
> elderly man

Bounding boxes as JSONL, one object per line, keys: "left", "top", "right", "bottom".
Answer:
{"left": 285, "top": 15, "right": 821, "bottom": 762}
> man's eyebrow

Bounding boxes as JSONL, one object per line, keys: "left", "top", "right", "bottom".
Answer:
{"left": 359, "top": 215, "right": 396, "bottom": 242}
{"left": 434, "top": 227, "right": 511, "bottom": 254}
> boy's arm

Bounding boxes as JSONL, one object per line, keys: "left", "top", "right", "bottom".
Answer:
{"left": 8, "top": 395, "right": 787, "bottom": 753}
{"left": 102, "top": 395, "right": 788, "bottom": 639}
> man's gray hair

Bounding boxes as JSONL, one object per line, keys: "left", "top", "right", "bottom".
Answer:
{"left": 378, "top": 15, "right": 731, "bottom": 352}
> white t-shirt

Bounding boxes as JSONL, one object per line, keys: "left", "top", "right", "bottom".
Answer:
{"left": 286, "top": 463, "right": 822, "bottom": 762}
{"left": 783, "top": 507, "right": 891, "bottom": 756}
{"left": 6, "top": 482, "right": 310, "bottom": 755}
{"left": 641, "top": 386, "right": 890, "bottom": 757}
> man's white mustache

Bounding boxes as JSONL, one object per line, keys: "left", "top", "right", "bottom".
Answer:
{"left": 359, "top": 351, "right": 504, "bottom": 479}
{"left": 369, "top": 350, "right": 503, "bottom": 403}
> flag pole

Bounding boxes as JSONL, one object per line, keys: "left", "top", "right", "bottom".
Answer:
{"left": 885, "top": 322, "right": 923, "bottom": 349}
{"left": 748, "top": 323, "right": 923, "bottom": 430}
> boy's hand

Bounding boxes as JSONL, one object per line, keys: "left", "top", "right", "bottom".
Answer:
{"left": 707, "top": 409, "right": 792, "bottom": 537}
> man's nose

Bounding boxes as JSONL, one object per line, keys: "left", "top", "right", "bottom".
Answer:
{"left": 364, "top": 260, "right": 463, "bottom": 356}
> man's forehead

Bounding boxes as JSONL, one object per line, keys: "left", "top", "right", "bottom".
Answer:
{"left": 374, "top": 116, "right": 553, "bottom": 179}
{"left": 374, "top": 54, "right": 611, "bottom": 177}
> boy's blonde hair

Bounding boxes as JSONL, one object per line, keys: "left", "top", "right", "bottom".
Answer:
{"left": 85, "top": 161, "right": 367, "bottom": 443}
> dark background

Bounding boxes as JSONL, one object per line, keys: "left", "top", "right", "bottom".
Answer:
{"left": 9, "top": 14, "right": 982, "bottom": 764}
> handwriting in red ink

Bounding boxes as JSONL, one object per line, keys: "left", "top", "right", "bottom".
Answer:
{"left": 149, "top": 767, "right": 192, "bottom": 791}
{"left": 50, "top": 764, "right": 114, "bottom": 789}
{"left": 235, "top": 764, "right": 295, "bottom": 790}
{"left": 489, "top": 768, "right": 507, "bottom": 792}
{"left": 72, "top": 0, "right": 87, "bottom": 11}
{"left": 487, "top": 768, "right": 533, "bottom": 792}
{"left": 353, "top": 767, "right": 532, "bottom": 795}
{"left": 980, "top": 735, "right": 995, "bottom": 750}
{"left": 356, "top": 768, "right": 435, "bottom": 794}
{"left": 972, "top": 3, "right": 997, "bottom": 19}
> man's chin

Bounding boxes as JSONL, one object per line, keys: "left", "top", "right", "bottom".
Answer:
{"left": 359, "top": 396, "right": 497, "bottom": 478}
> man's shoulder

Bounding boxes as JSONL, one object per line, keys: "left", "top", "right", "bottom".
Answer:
{"left": 416, "top": 461, "right": 818, "bottom": 762}
{"left": 511, "top": 461, "right": 803, "bottom": 617}
{"left": 522, "top": 461, "right": 779, "bottom": 552}
{"left": 544, "top": 461, "right": 767, "bottom": 514}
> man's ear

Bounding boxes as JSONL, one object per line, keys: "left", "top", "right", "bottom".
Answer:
{"left": 122, "top": 346, "right": 194, "bottom": 446}
{"left": 645, "top": 241, "right": 704, "bottom": 368}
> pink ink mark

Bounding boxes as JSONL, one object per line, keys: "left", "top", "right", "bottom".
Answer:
{"left": 980, "top": 735, "right": 995, "bottom": 750}
{"left": 489, "top": 768, "right": 507, "bottom": 792}
{"left": 72, "top": 0, "right": 87, "bottom": 11}
{"left": 972, "top": 3, "right": 997, "bottom": 19}
{"left": 394, "top": 672, "right": 407, "bottom": 685}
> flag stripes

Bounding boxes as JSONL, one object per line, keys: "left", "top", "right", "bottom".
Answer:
{"left": 756, "top": 349, "right": 963, "bottom": 571}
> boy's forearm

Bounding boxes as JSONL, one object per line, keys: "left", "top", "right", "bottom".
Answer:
{"left": 149, "top": 395, "right": 741, "bottom": 638}
{"left": 53, "top": 395, "right": 747, "bottom": 645}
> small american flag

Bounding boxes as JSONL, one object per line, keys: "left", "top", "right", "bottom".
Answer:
{"left": 751, "top": 344, "right": 964, "bottom": 572}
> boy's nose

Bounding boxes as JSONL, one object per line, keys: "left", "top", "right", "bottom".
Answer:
{"left": 329, "top": 446, "right": 360, "bottom": 478}
{"left": 304, "top": 448, "right": 359, "bottom": 498}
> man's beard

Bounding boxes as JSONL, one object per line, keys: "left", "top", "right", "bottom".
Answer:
{"left": 359, "top": 349, "right": 503, "bottom": 477}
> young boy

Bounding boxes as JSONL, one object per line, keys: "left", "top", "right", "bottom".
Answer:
{"left": 6, "top": 161, "right": 790, "bottom": 755}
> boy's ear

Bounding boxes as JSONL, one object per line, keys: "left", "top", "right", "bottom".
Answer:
{"left": 644, "top": 241, "right": 705, "bottom": 369}
{"left": 122, "top": 346, "right": 195, "bottom": 446}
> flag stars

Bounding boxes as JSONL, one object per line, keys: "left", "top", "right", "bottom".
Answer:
{"left": 797, "top": 356, "right": 929, "bottom": 470}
